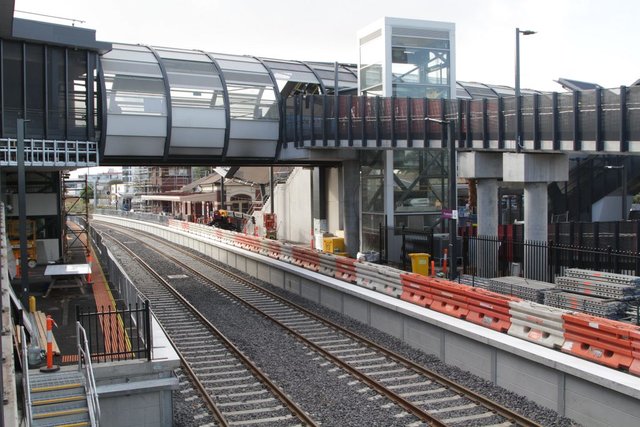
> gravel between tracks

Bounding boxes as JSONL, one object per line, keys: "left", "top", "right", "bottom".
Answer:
{"left": 99, "top": 227, "right": 581, "bottom": 427}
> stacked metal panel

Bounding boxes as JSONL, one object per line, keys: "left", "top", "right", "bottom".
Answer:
{"left": 551, "top": 269, "right": 640, "bottom": 320}
{"left": 457, "top": 275, "right": 491, "bottom": 290}
{"left": 487, "top": 276, "right": 556, "bottom": 303}
{"left": 544, "top": 291, "right": 628, "bottom": 319}
{"left": 556, "top": 269, "right": 640, "bottom": 299}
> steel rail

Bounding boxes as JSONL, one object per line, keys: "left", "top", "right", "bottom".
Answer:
{"left": 104, "top": 228, "right": 318, "bottom": 427}
{"left": 98, "top": 221, "right": 542, "bottom": 427}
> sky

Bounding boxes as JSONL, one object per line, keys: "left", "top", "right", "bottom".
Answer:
{"left": 12, "top": 0, "right": 640, "bottom": 92}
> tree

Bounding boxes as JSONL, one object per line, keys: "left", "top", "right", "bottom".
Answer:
{"left": 80, "top": 184, "right": 93, "bottom": 199}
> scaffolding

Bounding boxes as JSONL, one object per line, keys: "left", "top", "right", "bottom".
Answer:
{"left": 61, "top": 174, "right": 90, "bottom": 263}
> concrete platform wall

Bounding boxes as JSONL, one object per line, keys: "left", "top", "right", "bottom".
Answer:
{"left": 93, "top": 215, "right": 640, "bottom": 427}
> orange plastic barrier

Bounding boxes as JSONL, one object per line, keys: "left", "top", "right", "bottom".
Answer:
{"left": 630, "top": 329, "right": 640, "bottom": 376}
{"left": 235, "top": 234, "right": 262, "bottom": 253}
{"left": 266, "top": 240, "right": 282, "bottom": 259}
{"left": 400, "top": 273, "right": 433, "bottom": 307}
{"left": 464, "top": 287, "right": 521, "bottom": 332}
{"left": 426, "top": 279, "right": 469, "bottom": 319}
{"left": 400, "top": 274, "right": 468, "bottom": 318}
{"left": 336, "top": 256, "right": 358, "bottom": 283}
{"left": 291, "top": 246, "right": 320, "bottom": 272}
{"left": 561, "top": 313, "right": 640, "bottom": 370}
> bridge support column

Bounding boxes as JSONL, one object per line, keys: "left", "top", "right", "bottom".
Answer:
{"left": 459, "top": 152, "right": 503, "bottom": 278}
{"left": 311, "top": 167, "right": 327, "bottom": 248}
{"left": 476, "top": 178, "right": 500, "bottom": 277}
{"left": 524, "top": 182, "right": 548, "bottom": 242}
{"left": 503, "top": 153, "right": 568, "bottom": 280}
{"left": 342, "top": 160, "right": 360, "bottom": 257}
{"left": 477, "top": 179, "right": 499, "bottom": 237}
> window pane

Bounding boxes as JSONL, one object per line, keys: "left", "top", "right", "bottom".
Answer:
{"left": 2, "top": 41, "right": 23, "bottom": 136}
{"left": 47, "top": 46, "right": 66, "bottom": 139}
{"left": 162, "top": 58, "right": 225, "bottom": 110}
{"left": 68, "top": 49, "right": 88, "bottom": 139}
{"left": 105, "top": 75, "right": 166, "bottom": 115}
{"left": 100, "top": 58, "right": 162, "bottom": 78}
{"left": 26, "top": 44, "right": 45, "bottom": 138}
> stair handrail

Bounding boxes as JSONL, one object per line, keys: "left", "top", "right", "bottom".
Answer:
{"left": 21, "top": 327, "right": 32, "bottom": 427}
{"left": 76, "top": 321, "right": 101, "bottom": 426}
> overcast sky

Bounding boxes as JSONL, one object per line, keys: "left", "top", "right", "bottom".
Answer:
{"left": 14, "top": 0, "right": 639, "bottom": 92}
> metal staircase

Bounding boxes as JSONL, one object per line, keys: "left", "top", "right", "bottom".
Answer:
{"left": 29, "top": 371, "right": 92, "bottom": 427}
{"left": 21, "top": 323, "right": 100, "bottom": 427}
{"left": 549, "top": 155, "right": 640, "bottom": 221}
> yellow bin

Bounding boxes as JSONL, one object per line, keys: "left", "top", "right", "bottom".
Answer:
{"left": 409, "top": 253, "right": 430, "bottom": 276}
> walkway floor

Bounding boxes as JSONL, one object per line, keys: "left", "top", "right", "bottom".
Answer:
{"left": 11, "top": 224, "right": 121, "bottom": 364}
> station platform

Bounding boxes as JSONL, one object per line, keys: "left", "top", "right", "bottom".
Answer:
{"left": 11, "top": 245, "right": 120, "bottom": 364}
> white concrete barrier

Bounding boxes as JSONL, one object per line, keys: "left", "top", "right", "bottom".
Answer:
{"left": 355, "top": 262, "right": 403, "bottom": 297}
{"left": 508, "top": 300, "right": 567, "bottom": 349}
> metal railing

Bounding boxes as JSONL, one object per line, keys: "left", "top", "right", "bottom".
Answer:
{"left": 76, "top": 302, "right": 151, "bottom": 363}
{"left": 285, "top": 86, "right": 640, "bottom": 152}
{"left": 89, "top": 225, "right": 148, "bottom": 310}
{"left": 20, "top": 327, "right": 32, "bottom": 427}
{"left": 76, "top": 322, "right": 101, "bottom": 426}
{"left": 461, "top": 234, "right": 640, "bottom": 282}
{"left": 0, "top": 138, "right": 98, "bottom": 167}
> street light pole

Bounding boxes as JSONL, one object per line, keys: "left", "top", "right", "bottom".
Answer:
{"left": 515, "top": 28, "right": 536, "bottom": 153}
{"left": 17, "top": 118, "right": 30, "bottom": 309}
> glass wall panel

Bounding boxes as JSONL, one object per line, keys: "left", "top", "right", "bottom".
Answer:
{"left": 521, "top": 95, "right": 534, "bottom": 142}
{"left": 264, "top": 59, "right": 321, "bottom": 96}
{"left": 3, "top": 41, "right": 23, "bottom": 136}
{"left": 391, "top": 26, "right": 451, "bottom": 99}
{"left": 557, "top": 93, "right": 573, "bottom": 141}
{"left": 162, "top": 58, "right": 224, "bottom": 110}
{"left": 627, "top": 87, "right": 640, "bottom": 141}
{"left": 538, "top": 94, "right": 553, "bottom": 141}
{"left": 68, "top": 49, "right": 88, "bottom": 140}
{"left": 104, "top": 75, "right": 166, "bottom": 115}
{"left": 25, "top": 44, "right": 45, "bottom": 138}
{"left": 102, "top": 45, "right": 166, "bottom": 117}
{"left": 603, "top": 89, "right": 620, "bottom": 141}
{"left": 215, "top": 59, "right": 266, "bottom": 73}
{"left": 47, "top": 46, "right": 66, "bottom": 139}
{"left": 208, "top": 53, "right": 278, "bottom": 121}
{"left": 306, "top": 62, "right": 357, "bottom": 93}
{"left": 393, "top": 149, "right": 446, "bottom": 216}
{"left": 579, "top": 91, "right": 596, "bottom": 142}
{"left": 102, "top": 44, "right": 168, "bottom": 156}
{"left": 460, "top": 82, "right": 497, "bottom": 99}
{"left": 91, "top": 55, "right": 100, "bottom": 139}
{"left": 469, "top": 100, "right": 484, "bottom": 141}
{"left": 156, "top": 50, "right": 226, "bottom": 152}
{"left": 361, "top": 150, "right": 384, "bottom": 213}
{"left": 503, "top": 97, "right": 516, "bottom": 142}
{"left": 360, "top": 32, "right": 383, "bottom": 92}
{"left": 100, "top": 58, "right": 162, "bottom": 78}
{"left": 360, "top": 65, "right": 382, "bottom": 92}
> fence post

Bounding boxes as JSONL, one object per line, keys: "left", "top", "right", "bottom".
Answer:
{"left": 401, "top": 225, "right": 407, "bottom": 271}
{"left": 636, "top": 221, "right": 640, "bottom": 275}
{"left": 607, "top": 245, "right": 613, "bottom": 273}
{"left": 378, "top": 222, "right": 383, "bottom": 263}
{"left": 145, "top": 300, "right": 152, "bottom": 361}
{"left": 548, "top": 240, "right": 554, "bottom": 282}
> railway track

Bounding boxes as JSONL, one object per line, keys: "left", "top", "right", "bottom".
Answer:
{"left": 97, "top": 228, "right": 317, "bottom": 426}
{"left": 96, "top": 221, "right": 543, "bottom": 426}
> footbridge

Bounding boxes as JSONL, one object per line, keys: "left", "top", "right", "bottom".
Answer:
{"left": 2, "top": 15, "right": 640, "bottom": 264}
{"left": 2, "top": 20, "right": 640, "bottom": 167}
